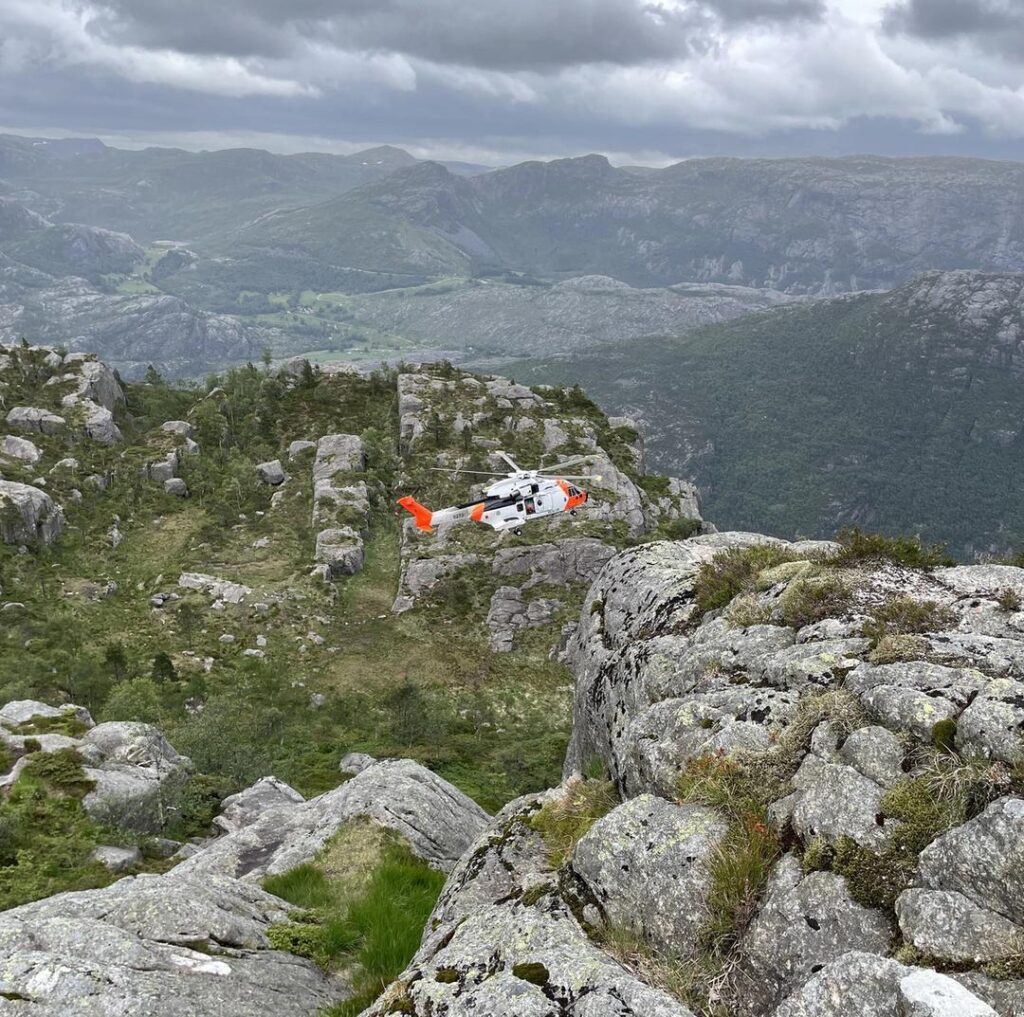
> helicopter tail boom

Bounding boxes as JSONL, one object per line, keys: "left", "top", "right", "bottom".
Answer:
{"left": 398, "top": 495, "right": 434, "bottom": 531}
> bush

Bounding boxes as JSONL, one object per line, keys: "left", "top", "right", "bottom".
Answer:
{"left": 835, "top": 528, "right": 955, "bottom": 568}
{"left": 862, "top": 597, "right": 955, "bottom": 645}
{"left": 529, "top": 777, "right": 619, "bottom": 868}
{"left": 692, "top": 545, "right": 796, "bottom": 620}
{"left": 777, "top": 574, "right": 853, "bottom": 630}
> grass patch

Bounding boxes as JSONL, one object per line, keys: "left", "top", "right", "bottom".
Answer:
{"left": 528, "top": 777, "right": 619, "bottom": 868}
{"left": 265, "top": 823, "right": 445, "bottom": 1016}
{"left": 0, "top": 748, "right": 111, "bottom": 909}
{"left": 777, "top": 573, "right": 854, "bottom": 630}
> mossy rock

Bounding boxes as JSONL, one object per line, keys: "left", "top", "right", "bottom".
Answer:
{"left": 512, "top": 962, "right": 550, "bottom": 986}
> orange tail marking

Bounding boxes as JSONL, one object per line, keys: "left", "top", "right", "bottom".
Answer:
{"left": 398, "top": 496, "right": 434, "bottom": 531}
{"left": 470, "top": 502, "right": 485, "bottom": 522}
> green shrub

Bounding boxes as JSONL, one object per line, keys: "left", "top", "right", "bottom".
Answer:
{"left": 996, "top": 588, "right": 1022, "bottom": 614}
{"left": 778, "top": 574, "right": 854, "bottom": 630}
{"left": 529, "top": 777, "right": 619, "bottom": 868}
{"left": 862, "top": 597, "right": 955, "bottom": 645}
{"left": 692, "top": 545, "right": 796, "bottom": 620}
{"left": 835, "top": 528, "right": 955, "bottom": 568}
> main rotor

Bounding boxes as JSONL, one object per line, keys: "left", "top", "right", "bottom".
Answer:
{"left": 428, "top": 450, "right": 601, "bottom": 484}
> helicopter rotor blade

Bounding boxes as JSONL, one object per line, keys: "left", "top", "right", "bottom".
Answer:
{"left": 427, "top": 467, "right": 507, "bottom": 477}
{"left": 538, "top": 455, "right": 599, "bottom": 473}
{"left": 555, "top": 473, "right": 602, "bottom": 481}
{"left": 493, "top": 450, "right": 522, "bottom": 473}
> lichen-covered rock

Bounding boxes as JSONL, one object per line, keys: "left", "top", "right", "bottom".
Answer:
{"left": 487, "top": 586, "right": 564, "bottom": 652}
{"left": 838, "top": 725, "right": 905, "bottom": 786}
{"left": 493, "top": 538, "right": 617, "bottom": 589}
{"left": 773, "top": 952, "right": 996, "bottom": 1017}
{"left": 0, "top": 699, "right": 94, "bottom": 729}
{"left": 163, "top": 477, "right": 188, "bottom": 497}
{"left": 0, "top": 873, "right": 346, "bottom": 1016}
{"left": 571, "top": 794, "right": 727, "bottom": 954}
{"left": 312, "top": 433, "right": 365, "bottom": 479}
{"left": 955, "top": 677, "right": 1024, "bottom": 765}
{"left": 360, "top": 794, "right": 698, "bottom": 1017}
{"left": 314, "top": 526, "right": 364, "bottom": 578}
{"left": 734, "top": 859, "right": 891, "bottom": 1014}
{"left": 176, "top": 758, "right": 489, "bottom": 879}
{"left": 896, "top": 888, "right": 1024, "bottom": 964}
{"left": 917, "top": 796, "right": 1024, "bottom": 925}
{"left": 0, "top": 480, "right": 65, "bottom": 545}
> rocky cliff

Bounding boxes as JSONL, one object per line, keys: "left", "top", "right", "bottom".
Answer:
{"left": 2, "top": 347, "right": 1022, "bottom": 1017}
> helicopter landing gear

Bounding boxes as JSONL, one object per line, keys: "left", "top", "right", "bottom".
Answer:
{"left": 514, "top": 527, "right": 524, "bottom": 536}
{"left": 569, "top": 509, "right": 578, "bottom": 517}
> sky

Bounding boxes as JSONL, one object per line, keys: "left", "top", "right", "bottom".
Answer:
{"left": 1, "top": 0, "right": 1023, "bottom": 166}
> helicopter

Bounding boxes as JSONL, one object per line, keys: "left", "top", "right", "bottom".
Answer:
{"left": 398, "top": 451, "right": 600, "bottom": 535}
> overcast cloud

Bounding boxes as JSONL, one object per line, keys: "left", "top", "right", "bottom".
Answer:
{"left": 0, "top": 0, "right": 1022, "bottom": 163}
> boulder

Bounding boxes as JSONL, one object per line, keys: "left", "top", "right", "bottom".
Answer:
{"left": 486, "top": 586, "right": 563, "bottom": 652}
{"left": 773, "top": 952, "right": 996, "bottom": 1017}
{"left": 314, "top": 527, "right": 365, "bottom": 578}
{"left": 161, "top": 420, "right": 193, "bottom": 437}
{"left": 0, "top": 480, "right": 65, "bottom": 545}
{"left": 734, "top": 858, "right": 891, "bottom": 1014}
{"left": 287, "top": 439, "right": 316, "bottom": 459}
{"left": 163, "top": 477, "right": 189, "bottom": 498}
{"left": 213, "top": 776, "right": 305, "bottom": 835}
{"left": 896, "top": 888, "right": 1024, "bottom": 963}
{"left": 0, "top": 700, "right": 93, "bottom": 729}
{"left": 788, "top": 758, "right": 893, "bottom": 850}
{"left": 339, "top": 752, "right": 377, "bottom": 774}
{"left": 91, "top": 844, "right": 143, "bottom": 873}
{"left": 2, "top": 434, "right": 42, "bottom": 464}
{"left": 6, "top": 405, "right": 66, "bottom": 435}
{"left": 955, "top": 677, "right": 1024, "bottom": 765}
{"left": 176, "top": 758, "right": 489, "bottom": 880}
{"left": 0, "top": 872, "right": 345, "bottom": 1016}
{"left": 571, "top": 794, "right": 728, "bottom": 955}
{"left": 312, "top": 433, "right": 365, "bottom": 480}
{"left": 492, "top": 538, "right": 617, "bottom": 589}
{"left": 838, "top": 725, "right": 905, "bottom": 787}
{"left": 917, "top": 796, "right": 1024, "bottom": 925}
{"left": 178, "top": 572, "right": 251, "bottom": 604}
{"left": 74, "top": 358, "right": 124, "bottom": 411}
{"left": 79, "top": 722, "right": 193, "bottom": 833}
{"left": 256, "top": 459, "right": 286, "bottom": 486}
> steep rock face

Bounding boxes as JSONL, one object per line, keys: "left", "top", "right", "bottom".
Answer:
{"left": 360, "top": 792, "right": 699, "bottom": 1017}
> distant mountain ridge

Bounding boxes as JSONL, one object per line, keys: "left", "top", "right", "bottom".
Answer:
{"left": 235, "top": 153, "right": 1024, "bottom": 294}
{"left": 514, "top": 269, "right": 1024, "bottom": 558}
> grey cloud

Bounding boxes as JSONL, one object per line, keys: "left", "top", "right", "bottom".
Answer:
{"left": 884, "top": 0, "right": 1024, "bottom": 61}
{"left": 90, "top": 0, "right": 822, "bottom": 70}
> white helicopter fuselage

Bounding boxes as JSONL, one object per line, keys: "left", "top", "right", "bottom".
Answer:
{"left": 399, "top": 473, "right": 588, "bottom": 533}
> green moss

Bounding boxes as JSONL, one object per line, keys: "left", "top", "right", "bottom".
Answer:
{"left": 10, "top": 714, "right": 90, "bottom": 738}
{"left": 528, "top": 778, "right": 618, "bottom": 868}
{"left": 512, "top": 962, "right": 550, "bottom": 986}
{"left": 931, "top": 719, "right": 958, "bottom": 754}
{"left": 434, "top": 968, "right": 460, "bottom": 983}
